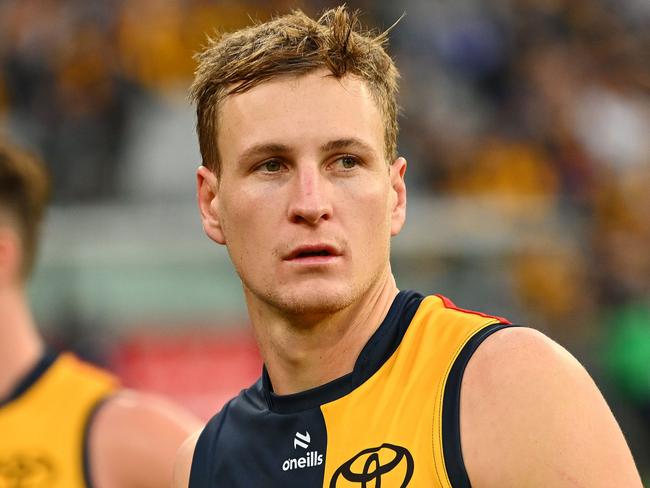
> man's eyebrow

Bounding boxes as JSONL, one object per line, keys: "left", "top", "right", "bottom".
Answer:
{"left": 320, "top": 138, "right": 376, "bottom": 155}
{"left": 238, "top": 138, "right": 376, "bottom": 161}
{"left": 239, "top": 143, "right": 291, "bottom": 161}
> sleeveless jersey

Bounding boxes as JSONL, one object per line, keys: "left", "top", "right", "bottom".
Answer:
{"left": 0, "top": 352, "right": 118, "bottom": 488}
{"left": 189, "top": 290, "right": 513, "bottom": 487}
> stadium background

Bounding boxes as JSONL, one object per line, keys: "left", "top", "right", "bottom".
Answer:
{"left": 1, "top": 0, "right": 648, "bottom": 480}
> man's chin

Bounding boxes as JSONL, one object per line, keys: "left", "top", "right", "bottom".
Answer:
{"left": 257, "top": 286, "right": 357, "bottom": 318}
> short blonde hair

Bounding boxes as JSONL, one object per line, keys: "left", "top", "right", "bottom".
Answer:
{"left": 0, "top": 139, "right": 51, "bottom": 280}
{"left": 190, "top": 6, "right": 400, "bottom": 175}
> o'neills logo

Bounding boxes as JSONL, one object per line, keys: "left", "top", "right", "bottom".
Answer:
{"left": 282, "top": 431, "right": 323, "bottom": 471}
{"left": 282, "top": 451, "right": 324, "bottom": 471}
{"left": 330, "top": 443, "right": 414, "bottom": 487}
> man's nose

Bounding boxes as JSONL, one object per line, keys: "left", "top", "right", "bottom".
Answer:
{"left": 287, "top": 167, "right": 333, "bottom": 225}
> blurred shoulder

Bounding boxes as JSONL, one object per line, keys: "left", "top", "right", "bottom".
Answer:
{"left": 94, "top": 389, "right": 201, "bottom": 433}
{"left": 173, "top": 430, "right": 202, "bottom": 488}
{"left": 89, "top": 389, "right": 202, "bottom": 488}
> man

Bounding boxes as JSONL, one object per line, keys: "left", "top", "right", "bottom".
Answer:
{"left": 0, "top": 139, "right": 202, "bottom": 488}
{"left": 175, "top": 7, "right": 642, "bottom": 487}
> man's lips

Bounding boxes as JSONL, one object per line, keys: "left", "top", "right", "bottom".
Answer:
{"left": 283, "top": 244, "right": 342, "bottom": 261}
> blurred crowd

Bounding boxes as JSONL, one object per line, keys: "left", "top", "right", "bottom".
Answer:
{"left": 1, "top": 0, "right": 649, "bottom": 470}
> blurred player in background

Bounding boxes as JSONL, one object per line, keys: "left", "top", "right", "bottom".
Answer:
{"left": 0, "top": 139, "right": 202, "bottom": 488}
{"left": 174, "top": 6, "right": 642, "bottom": 488}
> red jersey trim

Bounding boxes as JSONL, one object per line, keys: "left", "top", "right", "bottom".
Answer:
{"left": 435, "top": 294, "right": 511, "bottom": 324}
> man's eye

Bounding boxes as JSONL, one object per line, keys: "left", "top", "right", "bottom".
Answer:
{"left": 261, "top": 160, "right": 282, "bottom": 172}
{"left": 338, "top": 156, "right": 358, "bottom": 169}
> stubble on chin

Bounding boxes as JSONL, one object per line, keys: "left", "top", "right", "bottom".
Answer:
{"left": 246, "top": 282, "right": 358, "bottom": 319}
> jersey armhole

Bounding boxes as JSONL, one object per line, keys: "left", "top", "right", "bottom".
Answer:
{"left": 82, "top": 393, "right": 116, "bottom": 488}
{"left": 441, "top": 323, "right": 517, "bottom": 487}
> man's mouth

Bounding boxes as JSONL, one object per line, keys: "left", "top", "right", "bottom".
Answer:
{"left": 285, "top": 244, "right": 341, "bottom": 261}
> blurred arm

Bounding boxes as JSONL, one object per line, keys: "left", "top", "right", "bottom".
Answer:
{"left": 88, "top": 389, "right": 203, "bottom": 488}
{"left": 460, "top": 327, "right": 642, "bottom": 487}
{"left": 172, "top": 431, "right": 202, "bottom": 488}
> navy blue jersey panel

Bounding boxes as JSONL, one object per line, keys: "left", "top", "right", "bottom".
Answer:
{"left": 190, "top": 379, "right": 328, "bottom": 487}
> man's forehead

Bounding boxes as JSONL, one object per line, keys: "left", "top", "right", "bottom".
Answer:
{"left": 219, "top": 70, "right": 376, "bottom": 121}
{"left": 217, "top": 70, "right": 384, "bottom": 160}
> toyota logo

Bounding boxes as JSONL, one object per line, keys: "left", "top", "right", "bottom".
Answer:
{"left": 330, "top": 443, "right": 414, "bottom": 487}
{"left": 0, "top": 452, "right": 56, "bottom": 487}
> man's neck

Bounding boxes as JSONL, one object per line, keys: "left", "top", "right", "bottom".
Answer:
{"left": 247, "top": 271, "right": 400, "bottom": 395}
{"left": 0, "top": 285, "right": 44, "bottom": 400}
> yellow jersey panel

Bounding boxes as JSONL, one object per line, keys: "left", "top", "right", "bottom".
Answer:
{"left": 320, "top": 295, "right": 504, "bottom": 487}
{"left": 0, "top": 352, "right": 118, "bottom": 488}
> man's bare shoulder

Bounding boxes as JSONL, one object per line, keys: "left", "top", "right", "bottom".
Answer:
{"left": 173, "top": 430, "right": 203, "bottom": 488}
{"left": 460, "top": 327, "right": 642, "bottom": 488}
{"left": 89, "top": 389, "right": 202, "bottom": 488}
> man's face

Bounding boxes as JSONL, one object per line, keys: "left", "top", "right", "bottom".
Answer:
{"left": 198, "top": 69, "right": 406, "bottom": 316}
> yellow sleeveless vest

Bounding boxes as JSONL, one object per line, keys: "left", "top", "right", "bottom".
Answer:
{"left": 0, "top": 352, "right": 117, "bottom": 488}
{"left": 320, "top": 295, "right": 509, "bottom": 487}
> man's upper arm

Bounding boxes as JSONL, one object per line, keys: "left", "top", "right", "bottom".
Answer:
{"left": 173, "top": 431, "right": 202, "bottom": 488}
{"left": 89, "top": 390, "right": 202, "bottom": 488}
{"left": 460, "top": 327, "right": 642, "bottom": 488}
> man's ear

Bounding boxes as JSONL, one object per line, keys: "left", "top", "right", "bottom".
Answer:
{"left": 197, "top": 166, "right": 226, "bottom": 245}
{"left": 0, "top": 227, "right": 21, "bottom": 286}
{"left": 389, "top": 157, "right": 407, "bottom": 236}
